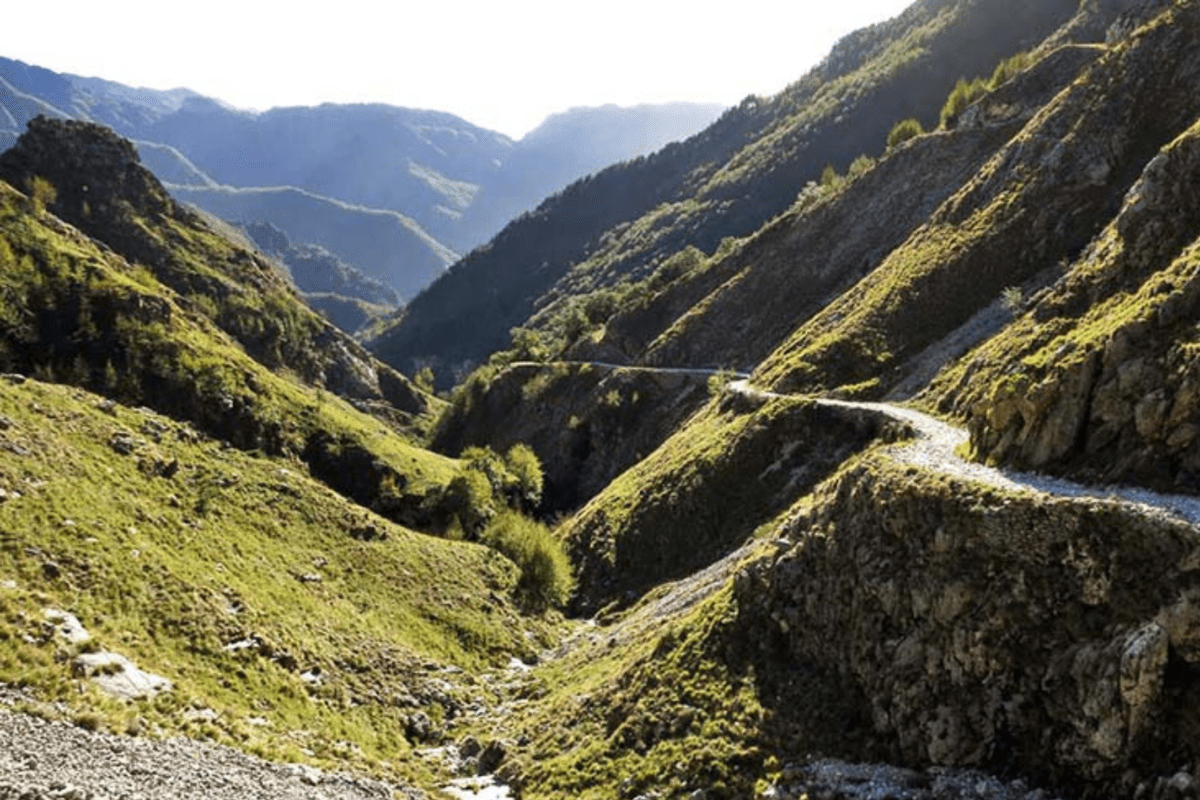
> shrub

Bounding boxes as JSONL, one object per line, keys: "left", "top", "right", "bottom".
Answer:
{"left": 940, "top": 77, "right": 989, "bottom": 129}
{"left": 848, "top": 154, "right": 876, "bottom": 179}
{"left": 886, "top": 118, "right": 925, "bottom": 151}
{"left": 989, "top": 51, "right": 1035, "bottom": 90}
{"left": 819, "top": 164, "right": 842, "bottom": 190}
{"left": 505, "top": 444, "right": 544, "bottom": 510}
{"left": 484, "top": 511, "right": 574, "bottom": 611}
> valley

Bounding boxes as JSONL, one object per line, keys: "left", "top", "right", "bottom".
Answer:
{"left": 5, "top": 0, "right": 1200, "bottom": 798}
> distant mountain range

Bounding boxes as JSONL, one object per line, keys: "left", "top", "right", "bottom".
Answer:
{"left": 0, "top": 56, "right": 723, "bottom": 303}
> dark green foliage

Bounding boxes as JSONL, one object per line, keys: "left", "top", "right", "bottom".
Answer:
{"left": 439, "top": 444, "right": 547, "bottom": 537}
{"left": 505, "top": 443, "right": 545, "bottom": 510}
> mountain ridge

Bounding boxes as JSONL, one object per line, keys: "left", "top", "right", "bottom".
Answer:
{"left": 0, "top": 55, "right": 724, "bottom": 303}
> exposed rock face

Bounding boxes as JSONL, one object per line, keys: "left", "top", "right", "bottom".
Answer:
{"left": 947, "top": 110, "right": 1200, "bottom": 489}
{"left": 736, "top": 460, "right": 1200, "bottom": 792}
{"left": 0, "top": 116, "right": 176, "bottom": 218}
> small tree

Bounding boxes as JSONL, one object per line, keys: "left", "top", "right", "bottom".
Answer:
{"left": 483, "top": 511, "right": 574, "bottom": 612}
{"left": 887, "top": 118, "right": 925, "bottom": 151}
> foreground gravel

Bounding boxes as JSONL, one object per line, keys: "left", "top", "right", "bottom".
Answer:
{"left": 0, "top": 701, "right": 419, "bottom": 800}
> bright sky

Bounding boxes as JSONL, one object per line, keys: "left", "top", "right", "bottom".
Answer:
{"left": 3, "top": 0, "right": 914, "bottom": 139}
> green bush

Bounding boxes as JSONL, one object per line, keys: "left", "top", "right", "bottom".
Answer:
{"left": 989, "top": 51, "right": 1035, "bottom": 89}
{"left": 848, "top": 154, "right": 876, "bottom": 179}
{"left": 819, "top": 164, "right": 842, "bottom": 190}
{"left": 505, "top": 444, "right": 544, "bottom": 510}
{"left": 886, "top": 118, "right": 925, "bottom": 151}
{"left": 484, "top": 511, "right": 574, "bottom": 611}
{"left": 444, "top": 468, "right": 496, "bottom": 537}
{"left": 940, "top": 77, "right": 989, "bottom": 129}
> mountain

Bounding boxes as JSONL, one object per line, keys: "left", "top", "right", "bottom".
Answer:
{"left": 167, "top": 183, "right": 456, "bottom": 300}
{"left": 368, "top": 0, "right": 1083, "bottom": 383}
{"left": 10, "top": 1, "right": 1200, "bottom": 798}
{"left": 457, "top": 102, "right": 725, "bottom": 245}
{"left": 0, "top": 57, "right": 724, "bottom": 301}
{"left": 404, "top": 0, "right": 1200, "bottom": 795}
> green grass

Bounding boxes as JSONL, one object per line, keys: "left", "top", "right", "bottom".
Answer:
{"left": 0, "top": 378, "right": 561, "bottom": 787}
{"left": 480, "top": 584, "right": 772, "bottom": 799}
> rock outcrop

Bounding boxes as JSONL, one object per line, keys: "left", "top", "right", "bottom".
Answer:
{"left": 736, "top": 458, "right": 1200, "bottom": 793}
{"left": 938, "top": 89, "right": 1200, "bottom": 489}
{"left": 0, "top": 117, "right": 431, "bottom": 414}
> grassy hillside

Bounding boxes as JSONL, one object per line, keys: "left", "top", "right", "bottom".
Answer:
{"left": 754, "top": 4, "right": 1200, "bottom": 399}
{"left": 0, "top": 377, "right": 555, "bottom": 787}
{"left": 0, "top": 177, "right": 460, "bottom": 516}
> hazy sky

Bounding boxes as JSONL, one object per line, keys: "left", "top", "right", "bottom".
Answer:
{"left": 3, "top": 0, "right": 914, "bottom": 138}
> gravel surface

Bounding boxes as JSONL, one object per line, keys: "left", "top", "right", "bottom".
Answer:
{"left": 0, "top": 691, "right": 415, "bottom": 800}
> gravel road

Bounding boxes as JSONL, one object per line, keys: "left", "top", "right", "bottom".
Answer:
{"left": 818, "top": 397, "right": 1200, "bottom": 525}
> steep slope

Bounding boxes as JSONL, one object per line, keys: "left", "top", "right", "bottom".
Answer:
{"left": 370, "top": 0, "right": 1081, "bottom": 383}
{"left": 0, "top": 120, "right": 466, "bottom": 529}
{"left": 927, "top": 71, "right": 1200, "bottom": 488}
{"left": 754, "top": 1, "right": 1200, "bottom": 401}
{"left": 595, "top": 44, "right": 1102, "bottom": 372}
{"left": 0, "top": 374, "right": 555, "bottom": 790}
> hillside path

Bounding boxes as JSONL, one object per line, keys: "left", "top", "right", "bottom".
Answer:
{"left": 733, "top": 380, "right": 1200, "bottom": 526}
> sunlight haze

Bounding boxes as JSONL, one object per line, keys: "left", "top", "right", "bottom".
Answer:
{"left": 3, "top": 0, "right": 915, "bottom": 138}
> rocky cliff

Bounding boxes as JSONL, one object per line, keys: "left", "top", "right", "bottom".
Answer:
{"left": 736, "top": 454, "right": 1200, "bottom": 794}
